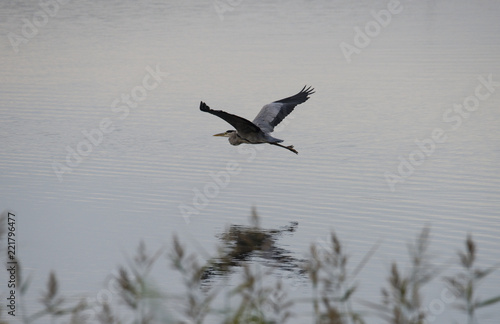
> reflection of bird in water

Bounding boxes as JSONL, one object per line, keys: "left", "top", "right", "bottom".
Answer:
{"left": 200, "top": 86, "right": 315, "bottom": 154}
{"left": 200, "top": 218, "right": 302, "bottom": 282}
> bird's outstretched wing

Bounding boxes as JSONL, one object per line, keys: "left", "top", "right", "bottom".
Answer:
{"left": 252, "top": 86, "right": 314, "bottom": 133}
{"left": 200, "top": 102, "right": 262, "bottom": 135}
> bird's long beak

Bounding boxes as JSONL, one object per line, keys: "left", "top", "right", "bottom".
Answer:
{"left": 213, "top": 132, "right": 226, "bottom": 137}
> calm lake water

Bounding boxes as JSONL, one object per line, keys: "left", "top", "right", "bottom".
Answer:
{"left": 1, "top": 0, "right": 500, "bottom": 323}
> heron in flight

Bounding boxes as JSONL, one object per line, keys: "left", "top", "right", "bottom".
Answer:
{"left": 200, "top": 86, "right": 314, "bottom": 154}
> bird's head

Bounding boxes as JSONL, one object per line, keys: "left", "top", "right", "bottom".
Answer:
{"left": 213, "top": 130, "right": 236, "bottom": 137}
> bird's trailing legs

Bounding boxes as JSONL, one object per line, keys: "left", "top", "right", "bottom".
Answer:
{"left": 270, "top": 143, "right": 298, "bottom": 154}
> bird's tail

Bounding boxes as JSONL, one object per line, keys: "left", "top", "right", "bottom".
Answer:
{"left": 266, "top": 135, "right": 284, "bottom": 143}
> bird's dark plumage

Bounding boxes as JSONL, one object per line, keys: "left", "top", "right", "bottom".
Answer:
{"left": 254, "top": 85, "right": 315, "bottom": 132}
{"left": 199, "top": 86, "right": 314, "bottom": 154}
{"left": 275, "top": 85, "right": 315, "bottom": 104}
{"left": 200, "top": 102, "right": 262, "bottom": 135}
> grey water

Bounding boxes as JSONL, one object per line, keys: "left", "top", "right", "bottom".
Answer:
{"left": 1, "top": 0, "right": 499, "bottom": 323}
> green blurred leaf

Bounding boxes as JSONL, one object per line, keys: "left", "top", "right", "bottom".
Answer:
{"left": 474, "top": 295, "right": 500, "bottom": 308}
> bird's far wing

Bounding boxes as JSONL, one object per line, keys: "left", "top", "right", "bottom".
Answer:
{"left": 252, "top": 86, "right": 314, "bottom": 133}
{"left": 200, "top": 102, "right": 262, "bottom": 135}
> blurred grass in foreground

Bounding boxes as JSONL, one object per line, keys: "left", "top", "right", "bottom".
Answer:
{"left": 0, "top": 209, "right": 499, "bottom": 324}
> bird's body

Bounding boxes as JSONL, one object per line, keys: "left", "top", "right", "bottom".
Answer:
{"left": 200, "top": 86, "right": 314, "bottom": 154}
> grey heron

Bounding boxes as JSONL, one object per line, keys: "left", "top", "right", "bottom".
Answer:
{"left": 200, "top": 86, "right": 314, "bottom": 154}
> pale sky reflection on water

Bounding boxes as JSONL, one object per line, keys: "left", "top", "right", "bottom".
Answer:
{"left": 1, "top": 0, "right": 500, "bottom": 323}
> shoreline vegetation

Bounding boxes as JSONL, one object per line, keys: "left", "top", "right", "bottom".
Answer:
{"left": 1, "top": 210, "right": 499, "bottom": 324}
